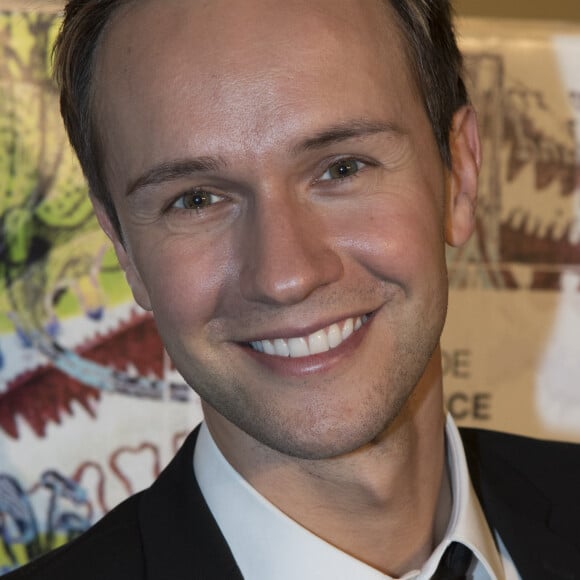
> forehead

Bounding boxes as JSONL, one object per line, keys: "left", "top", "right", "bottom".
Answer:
{"left": 95, "top": 0, "right": 422, "bottom": 177}
{"left": 103, "top": 0, "right": 401, "bottom": 62}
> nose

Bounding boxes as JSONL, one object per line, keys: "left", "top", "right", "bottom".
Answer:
{"left": 239, "top": 194, "right": 343, "bottom": 305}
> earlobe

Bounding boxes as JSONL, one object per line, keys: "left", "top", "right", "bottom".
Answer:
{"left": 92, "top": 199, "right": 153, "bottom": 311}
{"left": 445, "top": 105, "right": 481, "bottom": 248}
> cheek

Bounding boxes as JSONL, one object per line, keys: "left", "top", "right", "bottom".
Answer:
{"left": 132, "top": 235, "right": 233, "bottom": 332}
{"left": 336, "top": 198, "right": 446, "bottom": 285}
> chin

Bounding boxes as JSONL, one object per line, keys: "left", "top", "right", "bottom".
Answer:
{"left": 214, "top": 383, "right": 413, "bottom": 461}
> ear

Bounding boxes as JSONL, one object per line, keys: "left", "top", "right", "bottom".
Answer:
{"left": 92, "top": 199, "right": 153, "bottom": 311}
{"left": 444, "top": 105, "right": 481, "bottom": 247}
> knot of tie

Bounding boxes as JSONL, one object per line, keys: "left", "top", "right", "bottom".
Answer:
{"left": 431, "top": 541, "right": 473, "bottom": 580}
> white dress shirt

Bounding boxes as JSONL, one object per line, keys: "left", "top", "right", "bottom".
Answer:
{"left": 194, "top": 416, "right": 521, "bottom": 579}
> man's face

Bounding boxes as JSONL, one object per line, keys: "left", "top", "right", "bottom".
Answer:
{"left": 95, "top": 0, "right": 473, "bottom": 459}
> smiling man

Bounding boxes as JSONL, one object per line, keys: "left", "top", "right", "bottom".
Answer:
{"left": 7, "top": 0, "right": 580, "bottom": 579}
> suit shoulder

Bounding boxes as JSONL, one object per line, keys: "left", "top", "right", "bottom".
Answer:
{"left": 459, "top": 427, "right": 580, "bottom": 492}
{"left": 460, "top": 426, "right": 580, "bottom": 460}
{"left": 4, "top": 491, "right": 145, "bottom": 580}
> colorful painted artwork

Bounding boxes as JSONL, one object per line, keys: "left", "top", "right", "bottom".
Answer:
{"left": 0, "top": 10, "right": 201, "bottom": 573}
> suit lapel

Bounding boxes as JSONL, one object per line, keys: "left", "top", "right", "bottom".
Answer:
{"left": 138, "top": 427, "right": 244, "bottom": 579}
{"left": 461, "top": 428, "right": 580, "bottom": 579}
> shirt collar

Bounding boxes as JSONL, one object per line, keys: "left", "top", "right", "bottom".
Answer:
{"left": 417, "top": 415, "right": 505, "bottom": 579}
{"left": 193, "top": 416, "right": 504, "bottom": 579}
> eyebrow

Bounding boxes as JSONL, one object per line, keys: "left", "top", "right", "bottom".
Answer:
{"left": 293, "top": 119, "right": 407, "bottom": 154}
{"left": 125, "top": 119, "right": 406, "bottom": 196}
{"left": 126, "top": 156, "right": 227, "bottom": 197}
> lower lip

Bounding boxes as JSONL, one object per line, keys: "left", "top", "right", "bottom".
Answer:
{"left": 241, "top": 315, "right": 374, "bottom": 377}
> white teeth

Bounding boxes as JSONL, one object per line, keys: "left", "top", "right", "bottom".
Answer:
{"left": 273, "top": 339, "right": 290, "bottom": 357}
{"left": 250, "top": 315, "right": 369, "bottom": 358}
{"left": 263, "top": 340, "right": 276, "bottom": 355}
{"left": 308, "top": 330, "right": 330, "bottom": 355}
{"left": 341, "top": 318, "right": 354, "bottom": 340}
{"left": 288, "top": 337, "right": 310, "bottom": 357}
{"left": 327, "top": 323, "right": 342, "bottom": 348}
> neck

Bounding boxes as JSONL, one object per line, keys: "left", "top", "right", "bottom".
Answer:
{"left": 204, "top": 350, "right": 450, "bottom": 577}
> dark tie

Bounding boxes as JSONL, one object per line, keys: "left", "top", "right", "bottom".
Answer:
{"left": 431, "top": 541, "right": 473, "bottom": 580}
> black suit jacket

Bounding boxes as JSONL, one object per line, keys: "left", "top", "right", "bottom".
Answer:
{"left": 7, "top": 426, "right": 580, "bottom": 580}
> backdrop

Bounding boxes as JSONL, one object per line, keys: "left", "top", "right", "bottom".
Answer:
{"left": 0, "top": 8, "right": 579, "bottom": 574}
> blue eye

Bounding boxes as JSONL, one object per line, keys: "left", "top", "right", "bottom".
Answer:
{"left": 173, "top": 190, "right": 221, "bottom": 210}
{"left": 321, "top": 158, "right": 365, "bottom": 181}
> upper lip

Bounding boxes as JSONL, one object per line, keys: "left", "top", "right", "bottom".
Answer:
{"left": 238, "top": 310, "right": 376, "bottom": 343}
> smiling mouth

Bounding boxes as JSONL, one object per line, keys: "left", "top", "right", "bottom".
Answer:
{"left": 249, "top": 314, "right": 370, "bottom": 358}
